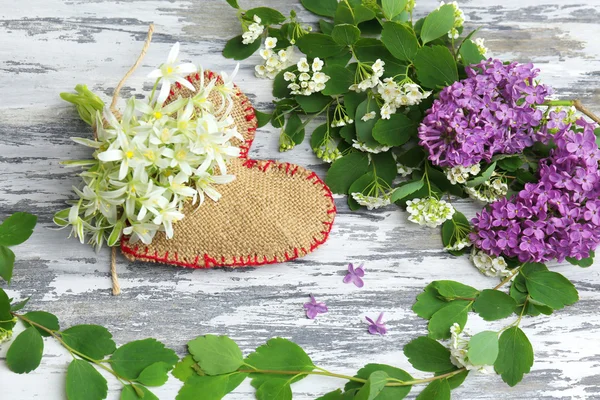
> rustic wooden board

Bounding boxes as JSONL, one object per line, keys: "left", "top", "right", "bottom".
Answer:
{"left": 1, "top": 0, "right": 599, "bottom": 399}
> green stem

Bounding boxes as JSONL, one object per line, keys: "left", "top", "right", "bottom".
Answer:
{"left": 237, "top": 367, "right": 466, "bottom": 387}
{"left": 12, "top": 313, "right": 131, "bottom": 386}
{"left": 542, "top": 99, "right": 600, "bottom": 125}
{"left": 493, "top": 265, "right": 522, "bottom": 291}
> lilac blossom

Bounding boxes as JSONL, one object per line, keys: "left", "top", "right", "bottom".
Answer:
{"left": 343, "top": 262, "right": 365, "bottom": 288}
{"left": 470, "top": 118, "right": 600, "bottom": 263}
{"left": 366, "top": 312, "right": 387, "bottom": 335}
{"left": 418, "top": 59, "right": 552, "bottom": 168}
{"left": 304, "top": 295, "right": 328, "bottom": 319}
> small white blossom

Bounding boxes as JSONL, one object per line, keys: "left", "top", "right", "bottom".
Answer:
{"left": 361, "top": 111, "right": 376, "bottom": 122}
{"left": 351, "top": 192, "right": 392, "bottom": 210}
{"left": 474, "top": 38, "right": 488, "bottom": 56}
{"left": 397, "top": 163, "right": 418, "bottom": 177}
{"left": 264, "top": 37, "right": 277, "bottom": 49}
{"left": 242, "top": 15, "right": 264, "bottom": 44}
{"left": 312, "top": 57, "right": 324, "bottom": 72}
{"left": 147, "top": 42, "right": 198, "bottom": 105}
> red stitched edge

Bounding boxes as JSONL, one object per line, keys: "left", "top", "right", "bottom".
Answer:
{"left": 120, "top": 160, "right": 337, "bottom": 269}
{"left": 120, "top": 74, "right": 336, "bottom": 269}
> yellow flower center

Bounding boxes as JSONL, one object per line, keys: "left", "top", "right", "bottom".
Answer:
{"left": 144, "top": 151, "right": 155, "bottom": 162}
{"left": 176, "top": 149, "right": 187, "bottom": 160}
{"left": 161, "top": 129, "right": 171, "bottom": 142}
{"left": 167, "top": 66, "right": 174, "bottom": 74}
{"left": 125, "top": 151, "right": 134, "bottom": 159}
{"left": 154, "top": 111, "right": 163, "bottom": 120}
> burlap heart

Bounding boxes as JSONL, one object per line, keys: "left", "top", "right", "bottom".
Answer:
{"left": 121, "top": 71, "right": 336, "bottom": 268}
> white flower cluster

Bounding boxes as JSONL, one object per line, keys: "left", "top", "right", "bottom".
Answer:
{"left": 255, "top": 37, "right": 293, "bottom": 79}
{"left": 406, "top": 197, "right": 455, "bottom": 228}
{"left": 397, "top": 163, "right": 418, "bottom": 178}
{"left": 352, "top": 140, "right": 391, "bottom": 154}
{"left": 465, "top": 176, "right": 508, "bottom": 203}
{"left": 471, "top": 249, "right": 511, "bottom": 278}
{"left": 445, "top": 237, "right": 471, "bottom": 251}
{"left": 378, "top": 79, "right": 432, "bottom": 119}
{"left": 351, "top": 192, "right": 392, "bottom": 210}
{"left": 331, "top": 103, "right": 354, "bottom": 127}
{"left": 58, "top": 44, "right": 242, "bottom": 250}
{"left": 314, "top": 138, "right": 342, "bottom": 163}
{"left": 242, "top": 15, "right": 264, "bottom": 45}
{"left": 474, "top": 38, "right": 488, "bottom": 56}
{"left": 439, "top": 1, "right": 465, "bottom": 39}
{"left": 449, "top": 323, "right": 494, "bottom": 373}
{"left": 445, "top": 164, "right": 481, "bottom": 185}
{"left": 350, "top": 59, "right": 385, "bottom": 92}
{"left": 284, "top": 57, "right": 330, "bottom": 96}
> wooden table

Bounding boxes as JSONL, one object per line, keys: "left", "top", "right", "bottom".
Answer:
{"left": 1, "top": 0, "right": 599, "bottom": 398}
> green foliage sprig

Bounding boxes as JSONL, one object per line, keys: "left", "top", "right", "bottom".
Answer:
{"left": 0, "top": 211, "right": 586, "bottom": 399}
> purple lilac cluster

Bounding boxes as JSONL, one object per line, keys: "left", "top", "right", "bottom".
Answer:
{"left": 470, "top": 118, "right": 600, "bottom": 263}
{"left": 418, "top": 59, "right": 552, "bottom": 167}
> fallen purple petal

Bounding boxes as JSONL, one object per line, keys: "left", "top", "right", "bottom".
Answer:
{"left": 366, "top": 312, "right": 387, "bottom": 335}
{"left": 304, "top": 294, "right": 328, "bottom": 320}
{"left": 343, "top": 262, "right": 366, "bottom": 288}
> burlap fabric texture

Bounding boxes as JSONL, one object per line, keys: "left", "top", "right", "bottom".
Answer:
{"left": 121, "top": 71, "right": 337, "bottom": 268}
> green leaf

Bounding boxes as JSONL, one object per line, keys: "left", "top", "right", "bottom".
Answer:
{"left": 473, "top": 289, "right": 517, "bottom": 321}
{"left": 122, "top": 385, "right": 159, "bottom": 400}
{"left": 21, "top": 311, "right": 59, "bottom": 337}
{"left": 296, "top": 33, "right": 347, "bottom": 59}
{"left": 348, "top": 173, "right": 376, "bottom": 210}
{"left": 61, "top": 325, "right": 116, "bottom": 360}
{"left": 332, "top": 24, "right": 361, "bottom": 46}
{"left": 284, "top": 113, "right": 306, "bottom": 145}
{"left": 468, "top": 331, "right": 499, "bottom": 366}
{"left": 188, "top": 335, "right": 244, "bottom": 376}
{"left": 391, "top": 180, "right": 424, "bottom": 202}
{"left": 319, "top": 19, "right": 335, "bottom": 35}
{"left": 66, "top": 359, "right": 108, "bottom": 400}
{"left": 10, "top": 297, "right": 30, "bottom": 312}
{"left": 416, "top": 379, "right": 451, "bottom": 400}
{"left": 322, "top": 65, "right": 354, "bottom": 96}
{"left": 245, "top": 338, "right": 315, "bottom": 388}
{"left": 6, "top": 326, "right": 44, "bottom": 373}
{"left": 466, "top": 162, "right": 497, "bottom": 187}
{"left": 382, "top": 0, "right": 408, "bottom": 20}
{"left": 354, "top": 5, "right": 377, "bottom": 24}
{"left": 344, "top": 364, "right": 412, "bottom": 400}
{"left": 432, "top": 280, "right": 479, "bottom": 300}
{"left": 111, "top": 338, "right": 178, "bottom": 380}
{"left": 256, "top": 379, "right": 292, "bottom": 400}
{"left": 296, "top": 94, "right": 331, "bottom": 113}
{"left": 413, "top": 284, "right": 448, "bottom": 320}
{"left": 256, "top": 110, "right": 272, "bottom": 128}
{"left": 355, "top": 99, "right": 380, "bottom": 148}
{"left": 381, "top": 22, "right": 419, "bottom": 61}
{"left": 136, "top": 361, "right": 172, "bottom": 386}
{"left": 404, "top": 336, "right": 454, "bottom": 372}
{"left": 566, "top": 251, "right": 594, "bottom": 268}
{"left": 316, "top": 390, "right": 343, "bottom": 400}
{"left": 326, "top": 152, "right": 370, "bottom": 194}
{"left": 0, "top": 245, "right": 15, "bottom": 283}
{"left": 428, "top": 300, "right": 471, "bottom": 340}
{"left": 172, "top": 355, "right": 197, "bottom": 382}
{"left": 0, "top": 288, "right": 15, "bottom": 331}
{"left": 222, "top": 35, "right": 261, "bottom": 60}
{"left": 176, "top": 375, "right": 229, "bottom": 400}
{"left": 301, "top": 0, "right": 338, "bottom": 17}
{"left": 444, "top": 368, "right": 469, "bottom": 389}
{"left": 496, "top": 156, "right": 523, "bottom": 172}
{"left": 225, "top": 0, "right": 240, "bottom": 9}
{"left": 370, "top": 151, "right": 398, "bottom": 184}
{"left": 524, "top": 271, "right": 579, "bottom": 310}
{"left": 355, "top": 371, "right": 388, "bottom": 400}
{"left": 372, "top": 113, "right": 415, "bottom": 146}
{"left": 494, "top": 327, "right": 534, "bottom": 387}
{"left": 0, "top": 212, "right": 37, "bottom": 247}
{"left": 420, "top": 4, "right": 456, "bottom": 44}
{"left": 273, "top": 66, "right": 296, "bottom": 98}
{"left": 414, "top": 45, "right": 458, "bottom": 89}
{"left": 246, "top": 7, "right": 286, "bottom": 25}
{"left": 459, "top": 39, "right": 485, "bottom": 66}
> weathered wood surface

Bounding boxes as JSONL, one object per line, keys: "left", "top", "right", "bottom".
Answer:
{"left": 1, "top": 0, "right": 600, "bottom": 399}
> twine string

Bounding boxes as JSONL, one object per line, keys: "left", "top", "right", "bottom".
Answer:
{"left": 100, "top": 23, "right": 155, "bottom": 296}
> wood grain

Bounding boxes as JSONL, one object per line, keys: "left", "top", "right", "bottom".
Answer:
{"left": 1, "top": 0, "right": 599, "bottom": 399}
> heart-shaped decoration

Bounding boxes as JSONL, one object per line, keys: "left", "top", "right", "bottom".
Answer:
{"left": 121, "top": 71, "right": 336, "bottom": 268}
